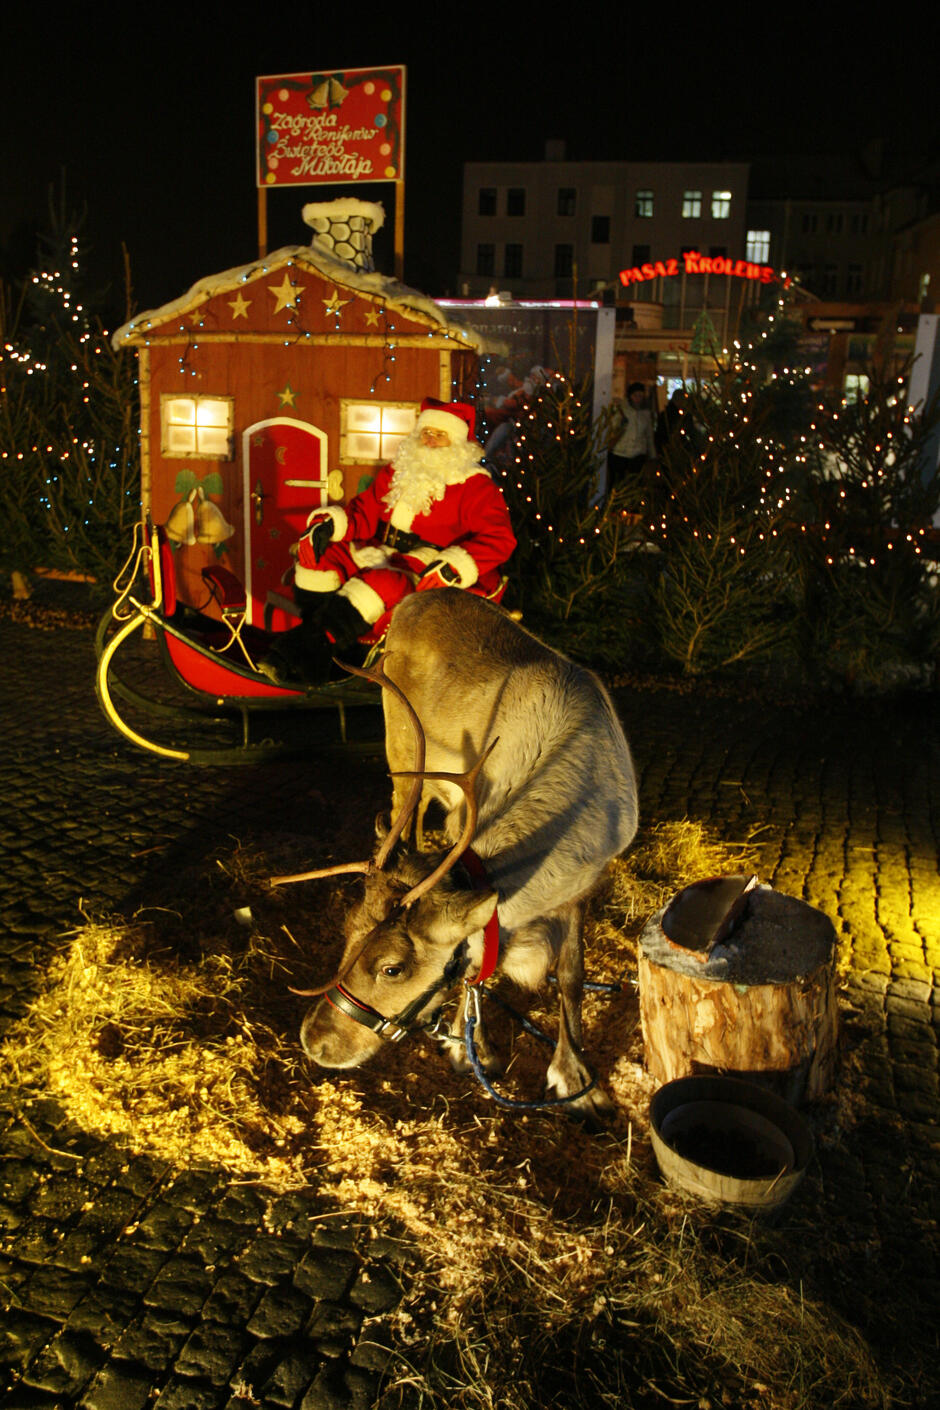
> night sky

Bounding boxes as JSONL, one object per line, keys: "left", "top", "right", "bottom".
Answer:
{"left": 2, "top": 5, "right": 925, "bottom": 323}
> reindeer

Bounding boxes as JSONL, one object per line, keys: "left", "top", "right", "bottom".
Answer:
{"left": 276, "top": 590, "right": 638, "bottom": 1122}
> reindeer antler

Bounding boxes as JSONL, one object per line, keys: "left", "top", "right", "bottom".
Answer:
{"left": 270, "top": 653, "right": 426, "bottom": 888}
{"left": 393, "top": 737, "right": 500, "bottom": 907}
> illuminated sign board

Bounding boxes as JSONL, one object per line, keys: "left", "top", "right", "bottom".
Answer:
{"left": 619, "top": 251, "right": 785, "bottom": 288}
{"left": 256, "top": 66, "right": 405, "bottom": 188}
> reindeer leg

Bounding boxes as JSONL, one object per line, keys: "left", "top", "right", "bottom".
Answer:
{"left": 545, "top": 904, "right": 615, "bottom": 1125}
{"left": 440, "top": 987, "right": 503, "bottom": 1078}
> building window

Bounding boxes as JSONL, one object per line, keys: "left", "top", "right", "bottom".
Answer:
{"left": 746, "top": 229, "right": 771, "bottom": 262}
{"left": 340, "top": 401, "right": 417, "bottom": 464}
{"left": 504, "top": 243, "right": 523, "bottom": 278}
{"left": 682, "top": 190, "right": 702, "bottom": 218}
{"left": 478, "top": 187, "right": 496, "bottom": 216}
{"left": 843, "top": 374, "right": 870, "bottom": 405}
{"left": 161, "top": 395, "right": 234, "bottom": 459}
{"left": 709, "top": 246, "right": 727, "bottom": 258}
{"left": 919, "top": 271, "right": 932, "bottom": 302}
{"left": 711, "top": 190, "right": 732, "bottom": 219}
{"left": 476, "top": 243, "right": 495, "bottom": 276}
{"left": 847, "top": 263, "right": 863, "bottom": 295}
{"left": 827, "top": 212, "right": 844, "bottom": 235}
{"left": 591, "top": 215, "right": 610, "bottom": 244}
{"left": 557, "top": 187, "right": 576, "bottom": 216}
{"left": 802, "top": 212, "right": 818, "bottom": 234}
{"left": 632, "top": 244, "right": 651, "bottom": 265}
{"left": 822, "top": 263, "right": 838, "bottom": 295}
{"left": 554, "top": 243, "right": 574, "bottom": 277}
{"left": 507, "top": 187, "right": 526, "bottom": 216}
{"left": 850, "top": 212, "right": 869, "bottom": 235}
{"left": 635, "top": 189, "right": 654, "bottom": 218}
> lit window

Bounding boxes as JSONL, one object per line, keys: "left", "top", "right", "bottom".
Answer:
{"left": 682, "top": 190, "right": 702, "bottom": 218}
{"left": 635, "top": 190, "right": 654, "bottom": 218}
{"left": 711, "top": 190, "right": 732, "bottom": 219}
{"left": 919, "top": 271, "right": 931, "bottom": 302}
{"left": 746, "top": 230, "right": 770, "bottom": 262}
{"left": 340, "top": 401, "right": 418, "bottom": 464}
{"left": 844, "top": 374, "right": 869, "bottom": 405}
{"left": 161, "top": 395, "right": 234, "bottom": 459}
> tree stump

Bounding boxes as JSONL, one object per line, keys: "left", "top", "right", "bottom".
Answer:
{"left": 638, "top": 884, "right": 839, "bottom": 1104}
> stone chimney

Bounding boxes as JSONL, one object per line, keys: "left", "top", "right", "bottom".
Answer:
{"left": 301, "top": 199, "right": 386, "bottom": 272}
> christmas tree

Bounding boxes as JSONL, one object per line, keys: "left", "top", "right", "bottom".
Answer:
{"left": 0, "top": 191, "right": 140, "bottom": 589}
{"left": 792, "top": 360, "right": 940, "bottom": 687}
{"left": 634, "top": 303, "right": 810, "bottom": 676}
{"left": 486, "top": 369, "right": 648, "bottom": 665}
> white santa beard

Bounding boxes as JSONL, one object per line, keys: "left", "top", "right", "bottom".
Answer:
{"left": 384, "top": 436, "right": 485, "bottom": 519}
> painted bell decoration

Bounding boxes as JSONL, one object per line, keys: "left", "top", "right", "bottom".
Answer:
{"left": 165, "top": 489, "right": 198, "bottom": 545}
{"left": 308, "top": 80, "right": 330, "bottom": 109}
{"left": 194, "top": 488, "right": 235, "bottom": 545}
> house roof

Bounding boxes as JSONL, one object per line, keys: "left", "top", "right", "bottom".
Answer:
{"left": 111, "top": 241, "right": 488, "bottom": 352}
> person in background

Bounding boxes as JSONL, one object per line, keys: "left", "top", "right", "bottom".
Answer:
{"left": 258, "top": 397, "right": 516, "bottom": 684}
{"left": 655, "top": 387, "right": 690, "bottom": 456}
{"left": 608, "top": 381, "right": 655, "bottom": 491}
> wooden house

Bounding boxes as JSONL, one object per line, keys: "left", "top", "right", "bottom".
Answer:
{"left": 112, "top": 201, "right": 483, "bottom": 627}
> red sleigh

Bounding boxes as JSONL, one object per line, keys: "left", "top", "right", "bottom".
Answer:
{"left": 95, "top": 521, "right": 509, "bottom": 764}
{"left": 94, "top": 521, "right": 383, "bottom": 764}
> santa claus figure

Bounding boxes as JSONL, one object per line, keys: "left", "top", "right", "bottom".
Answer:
{"left": 259, "top": 397, "right": 516, "bottom": 683}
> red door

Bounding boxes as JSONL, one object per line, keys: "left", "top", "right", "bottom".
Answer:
{"left": 242, "top": 418, "right": 328, "bottom": 628}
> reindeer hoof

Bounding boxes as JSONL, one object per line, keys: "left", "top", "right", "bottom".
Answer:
{"left": 546, "top": 1076, "right": 616, "bottom": 1128}
{"left": 445, "top": 1039, "right": 503, "bottom": 1079}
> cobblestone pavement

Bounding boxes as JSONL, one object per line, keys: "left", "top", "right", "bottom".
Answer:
{"left": 0, "top": 595, "right": 938, "bottom": 1407}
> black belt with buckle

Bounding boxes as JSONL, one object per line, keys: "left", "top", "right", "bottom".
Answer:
{"left": 382, "top": 525, "right": 428, "bottom": 553}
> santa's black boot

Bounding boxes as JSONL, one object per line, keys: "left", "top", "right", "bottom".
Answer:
{"left": 257, "top": 593, "right": 334, "bottom": 685}
{"left": 320, "top": 594, "right": 371, "bottom": 657}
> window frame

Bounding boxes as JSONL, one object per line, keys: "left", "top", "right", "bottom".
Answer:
{"left": 338, "top": 399, "right": 419, "bottom": 466}
{"left": 160, "top": 393, "right": 235, "bottom": 460}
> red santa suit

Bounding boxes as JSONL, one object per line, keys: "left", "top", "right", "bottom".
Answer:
{"left": 292, "top": 399, "right": 516, "bottom": 640}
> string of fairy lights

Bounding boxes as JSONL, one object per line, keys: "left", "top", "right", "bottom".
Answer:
{"left": 0, "top": 230, "right": 137, "bottom": 533}
{"left": 123, "top": 251, "right": 471, "bottom": 390}
{"left": 466, "top": 286, "right": 934, "bottom": 576}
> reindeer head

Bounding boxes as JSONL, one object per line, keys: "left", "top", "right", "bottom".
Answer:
{"left": 272, "top": 656, "right": 498, "bottom": 1069}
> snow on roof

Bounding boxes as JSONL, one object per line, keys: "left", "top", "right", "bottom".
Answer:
{"left": 112, "top": 241, "right": 488, "bottom": 352}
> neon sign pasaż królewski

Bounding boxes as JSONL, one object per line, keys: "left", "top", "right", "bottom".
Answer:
{"left": 619, "top": 251, "right": 787, "bottom": 288}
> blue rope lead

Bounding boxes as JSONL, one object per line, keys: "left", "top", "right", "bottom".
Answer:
{"left": 463, "top": 986, "right": 603, "bottom": 1111}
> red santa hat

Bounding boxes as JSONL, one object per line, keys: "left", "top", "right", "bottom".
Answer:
{"left": 415, "top": 397, "right": 476, "bottom": 442}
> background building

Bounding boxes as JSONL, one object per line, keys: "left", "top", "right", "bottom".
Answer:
{"left": 458, "top": 144, "right": 939, "bottom": 399}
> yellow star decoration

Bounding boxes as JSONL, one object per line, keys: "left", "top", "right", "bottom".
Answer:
{"left": 363, "top": 303, "right": 383, "bottom": 328}
{"left": 323, "top": 288, "right": 351, "bottom": 318}
{"left": 269, "top": 274, "right": 303, "bottom": 314}
{"left": 189, "top": 307, "right": 207, "bottom": 326}
{"left": 277, "top": 383, "right": 298, "bottom": 409}
{"left": 228, "top": 292, "right": 251, "bottom": 319}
